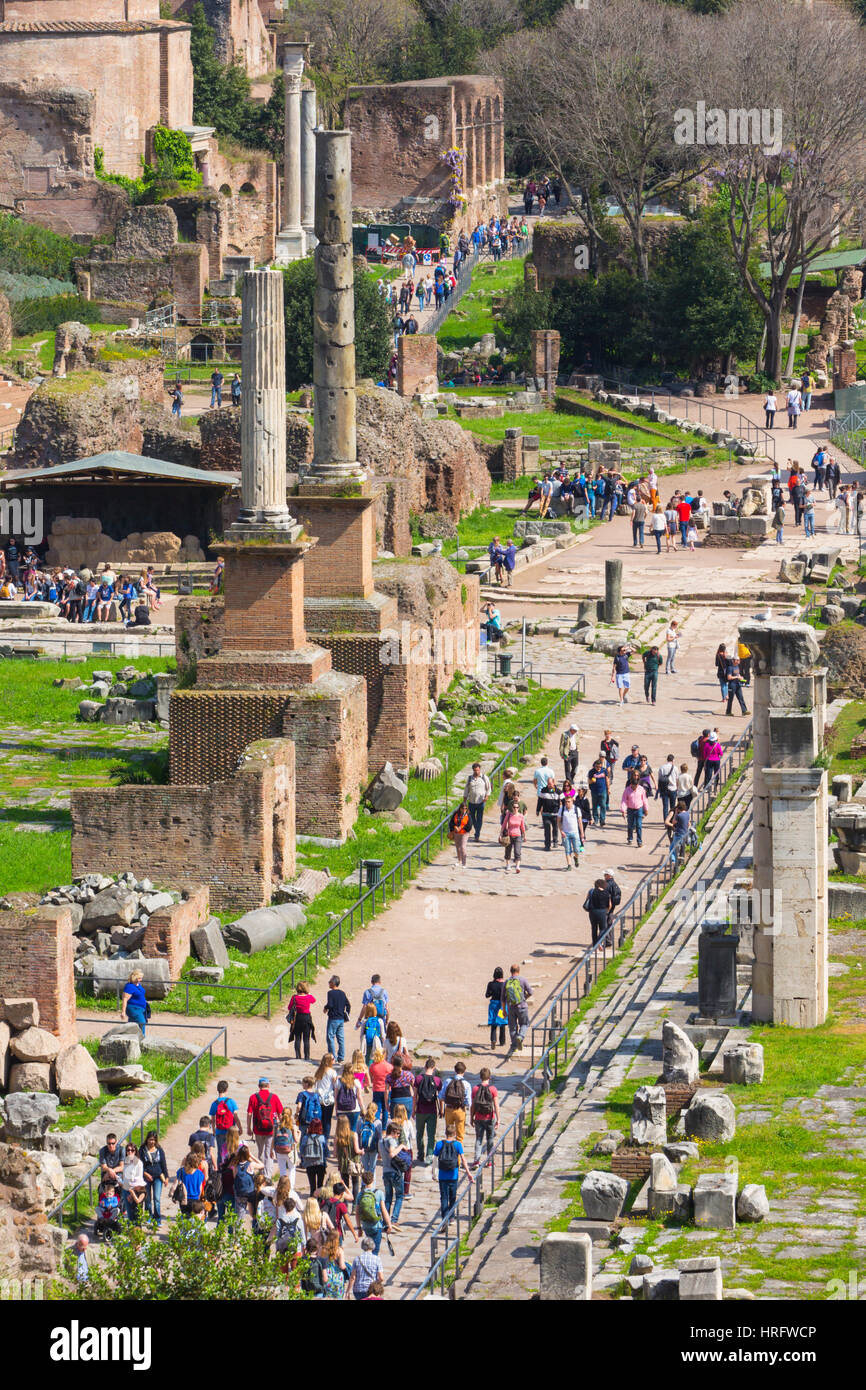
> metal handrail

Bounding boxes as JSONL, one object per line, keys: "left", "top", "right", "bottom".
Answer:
{"left": 408, "top": 719, "right": 754, "bottom": 1298}
{"left": 422, "top": 233, "right": 532, "bottom": 339}
{"left": 527, "top": 718, "right": 754, "bottom": 1067}
{"left": 603, "top": 371, "right": 776, "bottom": 462}
{"left": 409, "top": 1022, "right": 569, "bottom": 1300}
{"left": 47, "top": 1024, "right": 228, "bottom": 1228}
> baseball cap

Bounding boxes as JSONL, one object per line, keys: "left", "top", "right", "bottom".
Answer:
{"left": 258, "top": 1076, "right": 269, "bottom": 1087}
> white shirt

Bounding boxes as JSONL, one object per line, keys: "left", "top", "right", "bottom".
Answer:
{"left": 676, "top": 772, "right": 694, "bottom": 796}
{"left": 122, "top": 1156, "right": 144, "bottom": 1191}
{"left": 665, "top": 628, "right": 678, "bottom": 647}
{"left": 560, "top": 805, "right": 580, "bottom": 837}
{"left": 651, "top": 510, "right": 666, "bottom": 531}
{"left": 315, "top": 1068, "right": 337, "bottom": 1106}
{"left": 765, "top": 394, "right": 777, "bottom": 410}
{"left": 658, "top": 760, "right": 677, "bottom": 787}
{"left": 384, "top": 1036, "right": 405, "bottom": 1063}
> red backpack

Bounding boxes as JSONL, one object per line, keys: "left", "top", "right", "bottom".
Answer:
{"left": 253, "top": 1093, "right": 275, "bottom": 1134}
{"left": 214, "top": 1099, "right": 234, "bottom": 1131}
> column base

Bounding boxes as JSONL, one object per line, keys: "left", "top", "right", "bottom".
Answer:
{"left": 274, "top": 228, "right": 308, "bottom": 263}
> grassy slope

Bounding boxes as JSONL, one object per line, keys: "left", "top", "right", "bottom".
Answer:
{"left": 437, "top": 259, "right": 525, "bottom": 351}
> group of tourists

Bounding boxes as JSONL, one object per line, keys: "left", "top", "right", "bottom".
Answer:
{"left": 520, "top": 466, "right": 708, "bottom": 550}
{"left": 762, "top": 372, "right": 815, "bottom": 429}
{"left": 447, "top": 709, "right": 709, "bottom": 890}
{"left": 0, "top": 547, "right": 158, "bottom": 627}
{"left": 768, "top": 454, "right": 863, "bottom": 541}
{"left": 522, "top": 176, "right": 561, "bottom": 215}
{"left": 91, "top": 968, "right": 520, "bottom": 1300}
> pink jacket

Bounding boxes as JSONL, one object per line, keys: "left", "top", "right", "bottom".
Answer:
{"left": 703, "top": 741, "right": 722, "bottom": 762}
{"left": 502, "top": 812, "right": 526, "bottom": 838}
{"left": 621, "top": 784, "right": 649, "bottom": 813}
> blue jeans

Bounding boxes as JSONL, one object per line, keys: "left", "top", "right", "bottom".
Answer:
{"left": 467, "top": 802, "right": 484, "bottom": 840}
{"left": 626, "top": 806, "right": 644, "bottom": 846}
{"left": 372, "top": 1091, "right": 387, "bottom": 1124}
{"left": 83, "top": 602, "right": 96, "bottom": 622}
{"left": 439, "top": 1178, "right": 458, "bottom": 1219}
{"left": 670, "top": 832, "right": 687, "bottom": 865}
{"left": 632, "top": 521, "right": 644, "bottom": 546}
{"left": 586, "top": 492, "right": 595, "bottom": 518}
{"left": 326, "top": 1019, "right": 345, "bottom": 1062}
{"left": 144, "top": 1177, "right": 163, "bottom": 1220}
{"left": 126, "top": 1005, "right": 147, "bottom": 1037}
{"left": 383, "top": 1169, "right": 404, "bottom": 1222}
{"left": 804, "top": 513, "right": 815, "bottom": 537}
{"left": 210, "top": 386, "right": 221, "bottom": 407}
{"left": 590, "top": 790, "right": 607, "bottom": 826}
{"left": 680, "top": 522, "right": 688, "bottom": 546}
{"left": 389, "top": 1096, "right": 413, "bottom": 1119}
{"left": 562, "top": 831, "right": 580, "bottom": 858}
{"left": 659, "top": 786, "right": 676, "bottom": 826}
{"left": 362, "top": 1222, "right": 383, "bottom": 1255}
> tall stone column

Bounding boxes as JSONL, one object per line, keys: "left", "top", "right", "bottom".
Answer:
{"left": 275, "top": 41, "right": 309, "bottom": 264}
{"left": 604, "top": 558, "right": 623, "bottom": 624}
{"left": 741, "top": 621, "right": 828, "bottom": 1029}
{"left": 300, "top": 86, "right": 317, "bottom": 248}
{"left": 484, "top": 99, "right": 494, "bottom": 186}
{"left": 310, "top": 128, "right": 363, "bottom": 483}
{"left": 234, "top": 268, "right": 299, "bottom": 536}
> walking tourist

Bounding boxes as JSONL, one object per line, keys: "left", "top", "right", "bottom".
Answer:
{"left": 463, "top": 762, "right": 492, "bottom": 841}
{"left": 503, "top": 964, "right": 533, "bottom": 1052}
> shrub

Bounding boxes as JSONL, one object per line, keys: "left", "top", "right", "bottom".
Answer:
{"left": 0, "top": 271, "right": 75, "bottom": 302}
{"left": 0, "top": 214, "right": 82, "bottom": 280}
{"left": 10, "top": 295, "right": 107, "bottom": 336}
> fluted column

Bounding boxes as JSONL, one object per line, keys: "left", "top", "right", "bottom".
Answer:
{"left": 234, "top": 268, "right": 299, "bottom": 533}
{"left": 275, "top": 42, "right": 308, "bottom": 263}
{"left": 311, "top": 129, "right": 364, "bottom": 481}
{"left": 301, "top": 87, "right": 317, "bottom": 245}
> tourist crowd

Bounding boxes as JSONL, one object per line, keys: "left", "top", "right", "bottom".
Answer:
{"left": 90, "top": 969, "right": 519, "bottom": 1301}
{"left": 0, "top": 547, "right": 161, "bottom": 626}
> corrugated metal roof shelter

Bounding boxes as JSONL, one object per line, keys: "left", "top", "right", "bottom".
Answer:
{"left": 1, "top": 451, "right": 238, "bottom": 490}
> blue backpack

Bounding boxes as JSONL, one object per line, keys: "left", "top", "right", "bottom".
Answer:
{"left": 298, "top": 1091, "right": 322, "bottom": 1126}
{"left": 360, "top": 1119, "right": 378, "bottom": 1153}
{"left": 234, "top": 1162, "right": 255, "bottom": 1200}
{"left": 370, "top": 990, "right": 387, "bottom": 1020}
{"left": 365, "top": 1016, "right": 381, "bottom": 1042}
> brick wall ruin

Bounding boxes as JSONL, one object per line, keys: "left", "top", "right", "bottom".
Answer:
{"left": 142, "top": 884, "right": 209, "bottom": 979}
{"left": 346, "top": 75, "right": 506, "bottom": 236}
{"left": 0, "top": 15, "right": 193, "bottom": 180}
{"left": 0, "top": 906, "right": 77, "bottom": 1046}
{"left": 71, "top": 737, "right": 296, "bottom": 911}
{"left": 397, "top": 333, "right": 438, "bottom": 398}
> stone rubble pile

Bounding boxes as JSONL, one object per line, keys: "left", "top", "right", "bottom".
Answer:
{"left": 40, "top": 873, "right": 183, "bottom": 979}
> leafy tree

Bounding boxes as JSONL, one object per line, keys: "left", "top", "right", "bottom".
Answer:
{"left": 499, "top": 281, "right": 553, "bottom": 363}
{"left": 551, "top": 270, "right": 655, "bottom": 369}
{"left": 651, "top": 206, "right": 762, "bottom": 373}
{"left": 61, "top": 1215, "right": 307, "bottom": 1301}
{"left": 283, "top": 258, "right": 392, "bottom": 389}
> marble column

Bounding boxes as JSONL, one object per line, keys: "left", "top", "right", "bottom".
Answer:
{"left": 275, "top": 41, "right": 309, "bottom": 264}
{"left": 300, "top": 86, "right": 317, "bottom": 249}
{"left": 310, "top": 128, "right": 364, "bottom": 482}
{"left": 741, "top": 621, "right": 828, "bottom": 1029}
{"left": 233, "top": 268, "right": 300, "bottom": 535}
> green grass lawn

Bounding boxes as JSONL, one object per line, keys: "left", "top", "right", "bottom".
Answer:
{"left": 411, "top": 503, "right": 586, "bottom": 573}
{"left": 437, "top": 259, "right": 525, "bottom": 351}
{"left": 6, "top": 325, "right": 125, "bottom": 373}
{"left": 826, "top": 698, "right": 866, "bottom": 782}
{"left": 53, "top": 1038, "right": 226, "bottom": 1134}
{"left": 450, "top": 407, "right": 678, "bottom": 452}
{"left": 78, "top": 678, "right": 575, "bottom": 1018}
{"left": 552, "top": 913, "right": 866, "bottom": 1297}
{"left": 0, "top": 655, "right": 176, "bottom": 892}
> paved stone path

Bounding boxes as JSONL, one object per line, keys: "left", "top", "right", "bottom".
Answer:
{"left": 453, "top": 768, "right": 756, "bottom": 1299}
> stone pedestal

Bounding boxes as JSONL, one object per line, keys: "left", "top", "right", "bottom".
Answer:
{"left": 295, "top": 485, "right": 376, "bottom": 600}
{"left": 530, "top": 329, "right": 560, "bottom": 396}
{"left": 742, "top": 621, "right": 828, "bottom": 1029}
{"left": 397, "top": 333, "right": 438, "bottom": 398}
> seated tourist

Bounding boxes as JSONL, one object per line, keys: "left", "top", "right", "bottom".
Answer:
{"left": 96, "top": 577, "right": 115, "bottom": 623}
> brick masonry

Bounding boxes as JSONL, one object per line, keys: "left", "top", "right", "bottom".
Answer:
{"left": 0, "top": 906, "right": 76, "bottom": 1045}
{"left": 397, "top": 334, "right": 438, "bottom": 398}
{"left": 293, "top": 493, "right": 375, "bottom": 599}
{"left": 530, "top": 329, "right": 561, "bottom": 396}
{"left": 220, "top": 542, "right": 308, "bottom": 653}
{"left": 142, "top": 884, "right": 209, "bottom": 979}
{"left": 72, "top": 738, "right": 296, "bottom": 911}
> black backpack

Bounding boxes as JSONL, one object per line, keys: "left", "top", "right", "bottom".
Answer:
{"left": 438, "top": 1140, "right": 459, "bottom": 1169}
{"left": 417, "top": 1073, "right": 438, "bottom": 1106}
